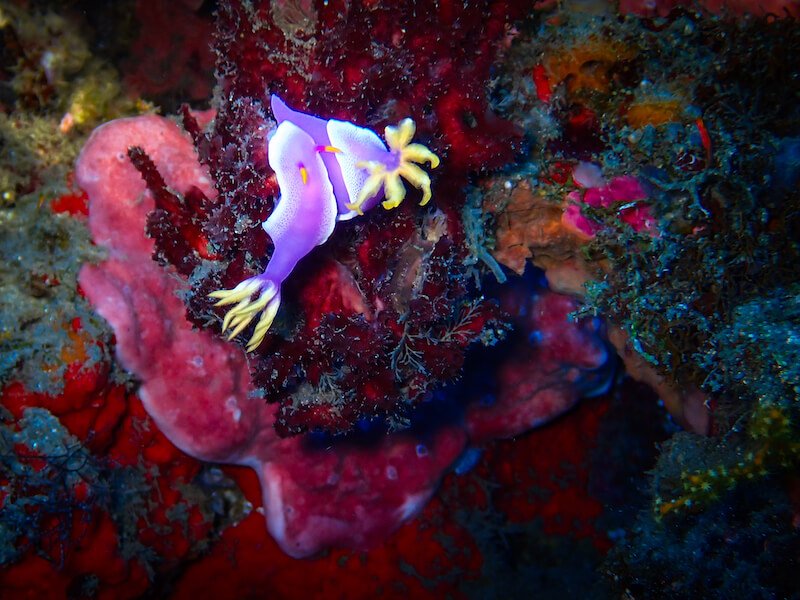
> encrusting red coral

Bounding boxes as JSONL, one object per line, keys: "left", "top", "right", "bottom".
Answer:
{"left": 0, "top": 334, "right": 214, "bottom": 597}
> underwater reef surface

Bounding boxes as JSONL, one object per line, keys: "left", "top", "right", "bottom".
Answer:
{"left": 1, "top": 0, "right": 799, "bottom": 597}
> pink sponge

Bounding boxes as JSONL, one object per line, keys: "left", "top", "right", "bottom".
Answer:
{"left": 77, "top": 116, "right": 257, "bottom": 463}
{"left": 77, "top": 115, "right": 609, "bottom": 558}
{"left": 76, "top": 115, "right": 466, "bottom": 557}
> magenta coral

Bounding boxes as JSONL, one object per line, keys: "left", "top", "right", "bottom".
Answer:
{"left": 562, "top": 164, "right": 657, "bottom": 238}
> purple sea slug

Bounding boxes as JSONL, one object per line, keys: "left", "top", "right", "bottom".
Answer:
{"left": 209, "top": 95, "right": 440, "bottom": 351}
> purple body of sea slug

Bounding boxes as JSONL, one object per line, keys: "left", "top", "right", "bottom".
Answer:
{"left": 209, "top": 95, "right": 440, "bottom": 350}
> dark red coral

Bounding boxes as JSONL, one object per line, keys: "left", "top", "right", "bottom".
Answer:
{"left": 123, "top": 0, "right": 215, "bottom": 105}
{"left": 248, "top": 205, "right": 504, "bottom": 436}
{"left": 213, "top": 0, "right": 524, "bottom": 170}
{"left": 127, "top": 145, "right": 217, "bottom": 275}
{"left": 133, "top": 0, "right": 523, "bottom": 437}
